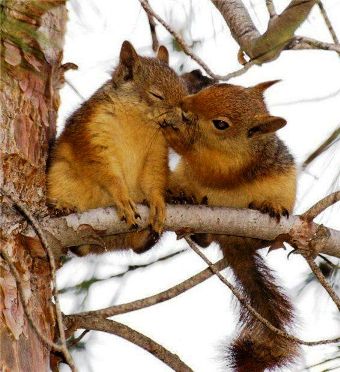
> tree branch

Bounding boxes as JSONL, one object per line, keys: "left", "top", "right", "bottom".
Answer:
{"left": 144, "top": 0, "right": 159, "bottom": 52}
{"left": 185, "top": 237, "right": 340, "bottom": 345}
{"left": 302, "top": 191, "right": 340, "bottom": 221}
{"left": 266, "top": 0, "right": 277, "bottom": 19}
{"left": 317, "top": 1, "right": 340, "bottom": 52}
{"left": 64, "top": 317, "right": 193, "bottom": 372}
{"left": 211, "top": 0, "right": 319, "bottom": 63}
{"left": 304, "top": 256, "right": 340, "bottom": 311}
{"left": 139, "top": 0, "right": 254, "bottom": 80}
{"left": 67, "top": 257, "right": 229, "bottom": 318}
{"left": 288, "top": 36, "right": 340, "bottom": 52}
{"left": 37, "top": 204, "right": 340, "bottom": 258}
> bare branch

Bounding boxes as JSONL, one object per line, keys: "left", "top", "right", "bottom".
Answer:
{"left": 304, "top": 256, "right": 340, "bottom": 311}
{"left": 302, "top": 191, "right": 340, "bottom": 221}
{"left": 0, "top": 189, "right": 76, "bottom": 371}
{"left": 211, "top": 0, "right": 318, "bottom": 63}
{"left": 144, "top": 0, "right": 159, "bottom": 51}
{"left": 185, "top": 237, "right": 340, "bottom": 346}
{"left": 266, "top": 0, "right": 277, "bottom": 19}
{"left": 274, "top": 90, "right": 340, "bottom": 107}
{"left": 285, "top": 36, "right": 340, "bottom": 53}
{"left": 65, "top": 317, "right": 193, "bottom": 372}
{"left": 68, "top": 257, "right": 229, "bottom": 318}
{"left": 288, "top": 36, "right": 340, "bottom": 52}
{"left": 303, "top": 126, "right": 340, "bottom": 169}
{"left": 317, "top": 1, "right": 340, "bottom": 50}
{"left": 39, "top": 204, "right": 340, "bottom": 258}
{"left": 139, "top": 0, "right": 253, "bottom": 80}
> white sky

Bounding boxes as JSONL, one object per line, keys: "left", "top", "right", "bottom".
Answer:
{"left": 57, "top": 1, "right": 340, "bottom": 371}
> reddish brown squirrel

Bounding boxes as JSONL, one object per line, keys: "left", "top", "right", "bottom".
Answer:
{"left": 162, "top": 79, "right": 300, "bottom": 371}
{"left": 47, "top": 41, "right": 191, "bottom": 254}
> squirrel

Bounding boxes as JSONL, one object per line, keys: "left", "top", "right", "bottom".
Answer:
{"left": 47, "top": 41, "right": 190, "bottom": 255}
{"left": 180, "top": 68, "right": 217, "bottom": 94}
{"left": 162, "top": 81, "right": 300, "bottom": 371}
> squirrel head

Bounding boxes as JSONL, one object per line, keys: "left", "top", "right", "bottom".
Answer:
{"left": 112, "top": 41, "right": 191, "bottom": 126}
{"left": 162, "top": 81, "right": 286, "bottom": 155}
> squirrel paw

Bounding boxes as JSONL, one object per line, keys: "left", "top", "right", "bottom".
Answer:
{"left": 148, "top": 196, "right": 166, "bottom": 234}
{"left": 249, "top": 201, "right": 289, "bottom": 223}
{"left": 116, "top": 197, "right": 140, "bottom": 229}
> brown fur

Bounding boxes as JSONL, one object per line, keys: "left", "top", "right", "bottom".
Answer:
{"left": 180, "top": 69, "right": 217, "bottom": 94}
{"left": 163, "top": 82, "right": 299, "bottom": 371}
{"left": 47, "top": 41, "right": 190, "bottom": 254}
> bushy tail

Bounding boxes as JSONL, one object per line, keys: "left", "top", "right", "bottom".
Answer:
{"left": 217, "top": 235, "right": 300, "bottom": 371}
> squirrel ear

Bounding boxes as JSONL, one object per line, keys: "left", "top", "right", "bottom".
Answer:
{"left": 119, "top": 41, "right": 140, "bottom": 79}
{"left": 156, "top": 45, "right": 169, "bottom": 64}
{"left": 251, "top": 80, "right": 281, "bottom": 94}
{"left": 248, "top": 115, "right": 286, "bottom": 138}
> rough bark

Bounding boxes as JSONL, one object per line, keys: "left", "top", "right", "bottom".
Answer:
{"left": 211, "top": 0, "right": 318, "bottom": 63}
{"left": 0, "top": 1, "right": 67, "bottom": 371}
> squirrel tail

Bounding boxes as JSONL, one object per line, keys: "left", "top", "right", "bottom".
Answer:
{"left": 217, "top": 235, "right": 300, "bottom": 371}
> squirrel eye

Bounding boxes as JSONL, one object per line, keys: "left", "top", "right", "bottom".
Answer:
{"left": 149, "top": 91, "right": 164, "bottom": 100}
{"left": 212, "top": 119, "right": 230, "bottom": 130}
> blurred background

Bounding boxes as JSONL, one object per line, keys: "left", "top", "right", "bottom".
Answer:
{"left": 57, "top": 1, "right": 340, "bottom": 371}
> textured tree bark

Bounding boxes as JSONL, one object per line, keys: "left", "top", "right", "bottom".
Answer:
{"left": 0, "top": 1, "right": 67, "bottom": 371}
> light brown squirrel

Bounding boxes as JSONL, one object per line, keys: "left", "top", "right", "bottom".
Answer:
{"left": 162, "top": 81, "right": 299, "bottom": 371}
{"left": 47, "top": 41, "right": 190, "bottom": 255}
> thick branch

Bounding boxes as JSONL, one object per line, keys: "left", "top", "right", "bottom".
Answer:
{"left": 211, "top": 0, "right": 318, "bottom": 62}
{"left": 65, "top": 317, "right": 193, "bottom": 372}
{"left": 37, "top": 205, "right": 340, "bottom": 258}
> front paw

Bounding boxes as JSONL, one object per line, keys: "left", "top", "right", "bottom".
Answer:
{"left": 249, "top": 200, "right": 289, "bottom": 222}
{"left": 115, "top": 197, "right": 140, "bottom": 229}
{"left": 148, "top": 196, "right": 166, "bottom": 235}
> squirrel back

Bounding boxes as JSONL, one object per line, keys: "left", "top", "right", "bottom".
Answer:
{"left": 163, "top": 81, "right": 300, "bottom": 371}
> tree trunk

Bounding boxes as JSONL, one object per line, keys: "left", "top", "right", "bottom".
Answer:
{"left": 0, "top": 1, "right": 67, "bottom": 371}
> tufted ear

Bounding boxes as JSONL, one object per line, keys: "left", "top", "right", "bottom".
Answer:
{"left": 248, "top": 115, "right": 286, "bottom": 138}
{"left": 251, "top": 80, "right": 281, "bottom": 94}
{"left": 119, "top": 41, "right": 141, "bottom": 80}
{"left": 156, "top": 45, "right": 169, "bottom": 64}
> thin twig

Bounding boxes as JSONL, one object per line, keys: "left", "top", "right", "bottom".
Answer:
{"left": 67, "top": 330, "right": 90, "bottom": 348}
{"left": 138, "top": 0, "right": 253, "bottom": 80}
{"left": 302, "top": 126, "right": 340, "bottom": 169}
{"left": 0, "top": 189, "right": 76, "bottom": 371}
{"left": 144, "top": 0, "right": 159, "bottom": 51}
{"left": 69, "top": 257, "right": 229, "bottom": 318}
{"left": 185, "top": 237, "right": 340, "bottom": 346}
{"left": 266, "top": 0, "right": 277, "bottom": 19}
{"left": 289, "top": 36, "right": 340, "bottom": 52}
{"left": 67, "top": 317, "right": 193, "bottom": 372}
{"left": 0, "top": 245, "right": 63, "bottom": 352}
{"left": 317, "top": 1, "right": 340, "bottom": 54}
{"left": 302, "top": 191, "right": 340, "bottom": 221}
{"left": 304, "top": 256, "right": 340, "bottom": 311}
